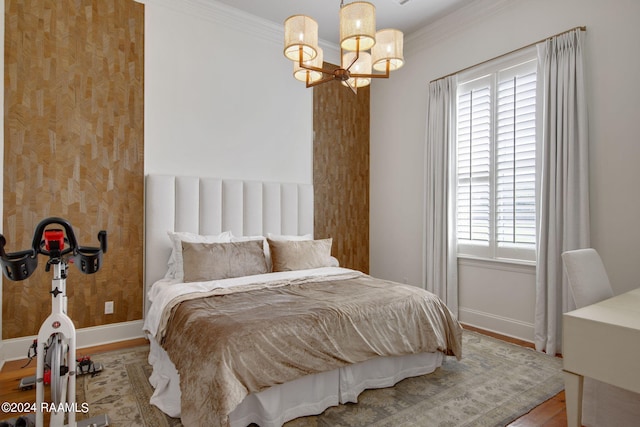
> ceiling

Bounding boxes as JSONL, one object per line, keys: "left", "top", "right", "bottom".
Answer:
{"left": 212, "top": 0, "right": 474, "bottom": 45}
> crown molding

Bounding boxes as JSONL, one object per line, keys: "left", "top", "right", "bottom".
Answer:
{"left": 405, "top": 0, "right": 514, "bottom": 56}
{"left": 147, "top": 0, "right": 283, "bottom": 45}
{"left": 146, "top": 0, "right": 341, "bottom": 59}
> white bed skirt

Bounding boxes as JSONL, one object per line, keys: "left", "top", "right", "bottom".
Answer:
{"left": 147, "top": 337, "right": 444, "bottom": 427}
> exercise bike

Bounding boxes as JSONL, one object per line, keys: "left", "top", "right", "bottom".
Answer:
{"left": 0, "top": 218, "right": 109, "bottom": 427}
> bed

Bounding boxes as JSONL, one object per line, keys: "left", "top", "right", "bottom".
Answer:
{"left": 142, "top": 175, "right": 463, "bottom": 427}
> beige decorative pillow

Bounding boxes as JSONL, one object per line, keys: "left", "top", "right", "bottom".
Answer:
{"left": 181, "top": 240, "right": 268, "bottom": 282}
{"left": 267, "top": 238, "right": 333, "bottom": 272}
{"left": 165, "top": 230, "right": 232, "bottom": 280}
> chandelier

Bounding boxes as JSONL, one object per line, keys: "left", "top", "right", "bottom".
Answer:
{"left": 283, "top": 1, "right": 404, "bottom": 93}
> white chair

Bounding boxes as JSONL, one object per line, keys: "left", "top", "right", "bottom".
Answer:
{"left": 561, "top": 248, "right": 613, "bottom": 308}
{"left": 562, "top": 247, "right": 640, "bottom": 427}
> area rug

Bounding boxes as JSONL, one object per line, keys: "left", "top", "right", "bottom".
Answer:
{"left": 76, "top": 330, "right": 564, "bottom": 427}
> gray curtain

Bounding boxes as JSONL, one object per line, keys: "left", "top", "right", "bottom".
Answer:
{"left": 534, "top": 28, "right": 590, "bottom": 355}
{"left": 425, "top": 76, "right": 458, "bottom": 316}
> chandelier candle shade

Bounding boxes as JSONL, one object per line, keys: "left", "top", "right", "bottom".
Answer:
{"left": 283, "top": 1, "right": 404, "bottom": 93}
{"left": 284, "top": 15, "right": 319, "bottom": 62}
{"left": 340, "top": 2, "right": 376, "bottom": 51}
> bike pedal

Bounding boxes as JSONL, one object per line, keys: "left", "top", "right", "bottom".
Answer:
{"left": 77, "top": 361, "right": 104, "bottom": 376}
{"left": 19, "top": 375, "right": 36, "bottom": 390}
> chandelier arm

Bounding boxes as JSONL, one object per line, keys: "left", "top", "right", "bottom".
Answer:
{"left": 343, "top": 38, "right": 361, "bottom": 72}
{"left": 297, "top": 46, "right": 333, "bottom": 75}
{"left": 305, "top": 74, "right": 339, "bottom": 88}
{"left": 350, "top": 71, "right": 390, "bottom": 79}
{"left": 299, "top": 62, "right": 333, "bottom": 75}
{"left": 345, "top": 81, "right": 358, "bottom": 95}
{"left": 350, "top": 59, "right": 391, "bottom": 79}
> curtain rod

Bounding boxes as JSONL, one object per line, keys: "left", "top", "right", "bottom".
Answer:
{"left": 430, "top": 25, "right": 586, "bottom": 83}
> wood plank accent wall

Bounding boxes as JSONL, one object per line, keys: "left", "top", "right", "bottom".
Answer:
{"left": 313, "top": 66, "right": 370, "bottom": 273}
{"left": 2, "top": 0, "right": 144, "bottom": 339}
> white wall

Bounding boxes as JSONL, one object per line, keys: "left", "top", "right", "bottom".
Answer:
{"left": 370, "top": 0, "right": 640, "bottom": 341}
{"left": 144, "top": 0, "right": 314, "bottom": 184}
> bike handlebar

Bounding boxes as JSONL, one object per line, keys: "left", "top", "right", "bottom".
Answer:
{"left": 0, "top": 217, "right": 107, "bottom": 281}
{"left": 33, "top": 217, "right": 78, "bottom": 257}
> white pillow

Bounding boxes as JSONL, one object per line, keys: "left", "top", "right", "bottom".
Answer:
{"left": 165, "top": 231, "right": 232, "bottom": 281}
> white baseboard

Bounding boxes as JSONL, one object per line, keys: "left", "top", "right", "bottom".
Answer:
{"left": 0, "top": 320, "right": 146, "bottom": 364}
{"left": 459, "top": 307, "right": 534, "bottom": 343}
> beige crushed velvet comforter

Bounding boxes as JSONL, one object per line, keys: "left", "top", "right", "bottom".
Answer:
{"left": 158, "top": 270, "right": 463, "bottom": 427}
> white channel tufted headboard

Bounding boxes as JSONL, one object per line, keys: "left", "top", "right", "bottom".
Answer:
{"left": 144, "top": 174, "right": 314, "bottom": 314}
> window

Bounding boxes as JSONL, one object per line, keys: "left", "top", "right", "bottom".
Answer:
{"left": 455, "top": 51, "right": 538, "bottom": 262}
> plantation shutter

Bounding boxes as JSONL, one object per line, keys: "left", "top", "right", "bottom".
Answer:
{"left": 456, "top": 81, "right": 491, "bottom": 244}
{"left": 496, "top": 65, "right": 537, "bottom": 248}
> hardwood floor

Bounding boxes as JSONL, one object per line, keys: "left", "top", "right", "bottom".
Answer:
{"left": 0, "top": 332, "right": 568, "bottom": 426}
